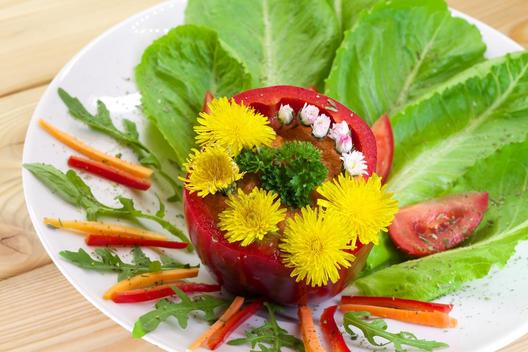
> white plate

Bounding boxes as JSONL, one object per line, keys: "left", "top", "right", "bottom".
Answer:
{"left": 22, "top": 1, "right": 527, "bottom": 351}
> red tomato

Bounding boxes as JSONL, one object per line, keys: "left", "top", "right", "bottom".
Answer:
{"left": 371, "top": 114, "right": 394, "bottom": 181}
{"left": 184, "top": 85, "right": 377, "bottom": 305}
{"left": 389, "top": 192, "right": 489, "bottom": 257}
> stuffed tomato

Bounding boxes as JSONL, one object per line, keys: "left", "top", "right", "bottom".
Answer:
{"left": 183, "top": 86, "right": 398, "bottom": 305}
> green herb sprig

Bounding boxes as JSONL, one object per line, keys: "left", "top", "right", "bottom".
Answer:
{"left": 237, "top": 141, "right": 327, "bottom": 208}
{"left": 24, "top": 163, "right": 191, "bottom": 248}
{"left": 343, "top": 311, "right": 449, "bottom": 352}
{"left": 58, "top": 88, "right": 182, "bottom": 202}
{"left": 228, "top": 302, "right": 304, "bottom": 352}
{"left": 60, "top": 247, "right": 193, "bottom": 281}
{"left": 132, "top": 289, "right": 227, "bottom": 338}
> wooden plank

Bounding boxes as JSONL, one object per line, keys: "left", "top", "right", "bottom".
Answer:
{"left": 0, "top": 264, "right": 161, "bottom": 352}
{"left": 0, "top": 0, "right": 162, "bottom": 97}
{"left": 0, "top": 85, "right": 51, "bottom": 279}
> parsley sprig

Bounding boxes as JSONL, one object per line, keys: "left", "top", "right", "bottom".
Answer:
{"left": 237, "top": 141, "right": 327, "bottom": 208}
{"left": 132, "top": 289, "right": 227, "bottom": 338}
{"left": 228, "top": 303, "right": 304, "bottom": 352}
{"left": 59, "top": 247, "right": 193, "bottom": 281}
{"left": 24, "top": 163, "right": 191, "bottom": 248}
{"left": 343, "top": 311, "right": 449, "bottom": 351}
{"left": 58, "top": 88, "right": 182, "bottom": 202}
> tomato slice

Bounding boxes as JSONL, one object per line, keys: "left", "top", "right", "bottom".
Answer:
{"left": 389, "top": 192, "right": 489, "bottom": 257}
{"left": 371, "top": 114, "right": 394, "bottom": 181}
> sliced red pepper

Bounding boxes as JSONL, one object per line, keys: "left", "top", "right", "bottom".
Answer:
{"left": 341, "top": 296, "right": 453, "bottom": 313}
{"left": 320, "top": 305, "right": 350, "bottom": 352}
{"left": 85, "top": 234, "right": 188, "bottom": 249}
{"left": 68, "top": 155, "right": 151, "bottom": 190}
{"left": 207, "top": 300, "right": 263, "bottom": 350}
{"left": 112, "top": 282, "right": 221, "bottom": 303}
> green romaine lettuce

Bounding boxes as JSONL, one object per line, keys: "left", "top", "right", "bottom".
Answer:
{"left": 135, "top": 25, "right": 252, "bottom": 165}
{"left": 326, "top": 0, "right": 379, "bottom": 31}
{"left": 367, "top": 52, "right": 528, "bottom": 274}
{"left": 324, "top": 0, "right": 486, "bottom": 124}
{"left": 185, "top": 0, "right": 340, "bottom": 89}
{"left": 356, "top": 140, "right": 528, "bottom": 300}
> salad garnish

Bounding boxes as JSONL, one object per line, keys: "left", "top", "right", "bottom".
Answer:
{"left": 84, "top": 234, "right": 188, "bottom": 249}
{"left": 320, "top": 305, "right": 350, "bottom": 352}
{"left": 228, "top": 303, "right": 304, "bottom": 352}
{"left": 112, "top": 282, "right": 221, "bottom": 304}
{"left": 343, "top": 311, "right": 449, "bottom": 352}
{"left": 298, "top": 305, "right": 325, "bottom": 351}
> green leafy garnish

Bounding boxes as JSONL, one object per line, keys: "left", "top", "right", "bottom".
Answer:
{"left": 325, "top": 0, "right": 485, "bottom": 124}
{"left": 59, "top": 247, "right": 192, "bottom": 281}
{"left": 132, "top": 289, "right": 227, "bottom": 338}
{"left": 237, "top": 141, "right": 327, "bottom": 208}
{"left": 57, "top": 88, "right": 182, "bottom": 201}
{"left": 228, "top": 302, "right": 304, "bottom": 352}
{"left": 23, "top": 163, "right": 191, "bottom": 249}
{"left": 136, "top": 25, "right": 252, "bottom": 166}
{"left": 185, "top": 0, "right": 340, "bottom": 89}
{"left": 343, "top": 311, "right": 448, "bottom": 352}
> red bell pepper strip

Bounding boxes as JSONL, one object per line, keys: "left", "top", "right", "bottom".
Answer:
{"left": 85, "top": 234, "right": 188, "bottom": 249}
{"left": 320, "top": 305, "right": 350, "bottom": 352}
{"left": 68, "top": 155, "right": 151, "bottom": 190}
{"left": 341, "top": 296, "right": 453, "bottom": 313}
{"left": 207, "top": 300, "right": 263, "bottom": 350}
{"left": 112, "top": 282, "right": 221, "bottom": 303}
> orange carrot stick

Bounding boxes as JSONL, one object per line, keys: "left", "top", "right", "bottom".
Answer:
{"left": 103, "top": 268, "right": 199, "bottom": 300}
{"left": 339, "top": 304, "right": 458, "bottom": 328}
{"left": 43, "top": 218, "right": 167, "bottom": 241}
{"left": 188, "top": 296, "right": 245, "bottom": 351}
{"left": 39, "top": 119, "right": 153, "bottom": 178}
{"left": 298, "top": 306, "right": 325, "bottom": 352}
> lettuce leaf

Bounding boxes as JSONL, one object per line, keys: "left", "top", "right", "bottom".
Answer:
{"left": 355, "top": 140, "right": 528, "bottom": 300}
{"left": 135, "top": 25, "right": 252, "bottom": 165}
{"left": 326, "top": 0, "right": 378, "bottom": 31}
{"left": 324, "top": 0, "right": 486, "bottom": 124}
{"left": 367, "top": 52, "right": 528, "bottom": 273}
{"left": 185, "top": 0, "right": 340, "bottom": 89}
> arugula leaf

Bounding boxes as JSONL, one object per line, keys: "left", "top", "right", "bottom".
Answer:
{"left": 135, "top": 25, "right": 252, "bottom": 167}
{"left": 357, "top": 140, "right": 528, "bottom": 300}
{"left": 132, "top": 289, "right": 227, "bottom": 338}
{"left": 325, "top": 0, "right": 486, "bottom": 125}
{"left": 185, "top": 0, "right": 340, "bottom": 89}
{"left": 59, "top": 247, "right": 192, "bottom": 281}
{"left": 227, "top": 302, "right": 304, "bottom": 352}
{"left": 343, "top": 311, "right": 448, "bottom": 352}
{"left": 58, "top": 88, "right": 182, "bottom": 201}
{"left": 24, "top": 163, "right": 191, "bottom": 248}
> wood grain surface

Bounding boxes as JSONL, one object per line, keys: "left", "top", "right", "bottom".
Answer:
{"left": 0, "top": 0, "right": 527, "bottom": 351}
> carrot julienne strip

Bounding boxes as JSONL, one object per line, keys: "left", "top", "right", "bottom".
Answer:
{"left": 103, "top": 268, "right": 199, "bottom": 300}
{"left": 339, "top": 304, "right": 458, "bottom": 328}
{"left": 298, "top": 305, "right": 325, "bottom": 352}
{"left": 43, "top": 218, "right": 167, "bottom": 241}
{"left": 39, "top": 119, "right": 153, "bottom": 178}
{"left": 187, "top": 296, "right": 245, "bottom": 351}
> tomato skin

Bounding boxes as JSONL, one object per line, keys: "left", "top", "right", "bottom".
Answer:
{"left": 371, "top": 114, "right": 394, "bottom": 182}
{"left": 389, "top": 192, "right": 489, "bottom": 257}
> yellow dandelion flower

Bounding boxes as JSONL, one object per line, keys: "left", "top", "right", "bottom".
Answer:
{"left": 194, "top": 97, "right": 276, "bottom": 155}
{"left": 279, "top": 207, "right": 355, "bottom": 287}
{"left": 219, "top": 188, "right": 286, "bottom": 246}
{"left": 317, "top": 173, "right": 399, "bottom": 245}
{"left": 180, "top": 145, "right": 244, "bottom": 197}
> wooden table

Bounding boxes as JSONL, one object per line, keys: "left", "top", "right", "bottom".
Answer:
{"left": 0, "top": 0, "right": 527, "bottom": 351}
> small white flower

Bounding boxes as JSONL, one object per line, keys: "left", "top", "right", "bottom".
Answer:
{"left": 336, "top": 134, "right": 353, "bottom": 154}
{"left": 277, "top": 104, "right": 294, "bottom": 124}
{"left": 329, "top": 121, "right": 350, "bottom": 140}
{"left": 341, "top": 150, "right": 368, "bottom": 176}
{"left": 299, "top": 103, "right": 319, "bottom": 125}
{"left": 312, "top": 114, "right": 331, "bottom": 138}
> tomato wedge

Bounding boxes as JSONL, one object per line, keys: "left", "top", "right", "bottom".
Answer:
{"left": 371, "top": 114, "right": 394, "bottom": 181}
{"left": 389, "top": 192, "right": 489, "bottom": 257}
